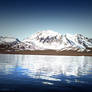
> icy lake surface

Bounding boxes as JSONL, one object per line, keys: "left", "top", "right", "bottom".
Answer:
{"left": 0, "top": 54, "right": 92, "bottom": 92}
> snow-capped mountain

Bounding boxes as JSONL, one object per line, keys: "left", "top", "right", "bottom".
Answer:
{"left": 1, "top": 30, "right": 92, "bottom": 52}
{"left": 13, "top": 30, "right": 92, "bottom": 52}
{"left": 0, "top": 36, "right": 20, "bottom": 49}
{"left": 22, "top": 30, "right": 62, "bottom": 50}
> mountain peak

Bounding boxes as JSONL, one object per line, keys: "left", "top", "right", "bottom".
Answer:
{"left": 33, "top": 30, "right": 61, "bottom": 37}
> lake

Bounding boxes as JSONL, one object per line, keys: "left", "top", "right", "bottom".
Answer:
{"left": 0, "top": 54, "right": 92, "bottom": 92}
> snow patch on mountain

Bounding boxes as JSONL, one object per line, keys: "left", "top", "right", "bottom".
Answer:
{"left": 0, "top": 36, "right": 20, "bottom": 45}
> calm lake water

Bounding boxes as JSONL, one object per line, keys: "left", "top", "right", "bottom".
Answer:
{"left": 0, "top": 54, "right": 92, "bottom": 92}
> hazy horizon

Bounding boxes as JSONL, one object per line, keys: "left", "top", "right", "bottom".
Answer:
{"left": 0, "top": 0, "right": 92, "bottom": 40}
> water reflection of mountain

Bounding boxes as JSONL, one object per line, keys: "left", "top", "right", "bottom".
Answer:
{"left": 0, "top": 54, "right": 92, "bottom": 80}
{"left": 19, "top": 55, "right": 92, "bottom": 77}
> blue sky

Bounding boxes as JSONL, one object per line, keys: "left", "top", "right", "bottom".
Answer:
{"left": 0, "top": 0, "right": 92, "bottom": 40}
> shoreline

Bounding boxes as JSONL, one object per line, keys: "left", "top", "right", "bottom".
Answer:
{"left": 0, "top": 50, "right": 92, "bottom": 56}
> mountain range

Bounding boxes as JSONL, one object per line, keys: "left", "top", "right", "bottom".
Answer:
{"left": 0, "top": 30, "right": 92, "bottom": 56}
